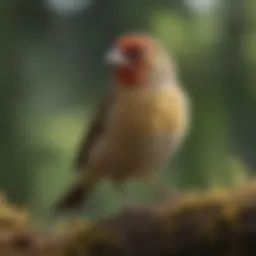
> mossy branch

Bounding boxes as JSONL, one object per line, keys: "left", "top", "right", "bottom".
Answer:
{"left": 0, "top": 185, "right": 256, "bottom": 255}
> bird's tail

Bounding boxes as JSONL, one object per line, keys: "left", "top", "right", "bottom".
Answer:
{"left": 54, "top": 174, "right": 98, "bottom": 211}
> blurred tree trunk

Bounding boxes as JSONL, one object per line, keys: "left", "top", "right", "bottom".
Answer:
{"left": 220, "top": 0, "right": 256, "bottom": 168}
{"left": 0, "top": 1, "right": 30, "bottom": 204}
{"left": 170, "top": 6, "right": 231, "bottom": 190}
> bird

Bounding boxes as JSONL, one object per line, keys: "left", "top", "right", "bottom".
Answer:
{"left": 55, "top": 33, "right": 190, "bottom": 211}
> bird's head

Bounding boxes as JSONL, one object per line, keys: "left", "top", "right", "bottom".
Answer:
{"left": 105, "top": 34, "right": 174, "bottom": 88}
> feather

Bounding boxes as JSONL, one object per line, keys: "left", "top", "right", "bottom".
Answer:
{"left": 75, "top": 92, "right": 115, "bottom": 172}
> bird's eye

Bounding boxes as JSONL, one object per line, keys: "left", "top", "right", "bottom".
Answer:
{"left": 127, "top": 48, "right": 144, "bottom": 61}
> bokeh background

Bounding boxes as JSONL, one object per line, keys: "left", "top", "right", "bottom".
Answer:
{"left": 1, "top": 0, "right": 255, "bottom": 218}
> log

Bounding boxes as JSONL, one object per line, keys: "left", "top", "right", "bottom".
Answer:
{"left": 0, "top": 184, "right": 256, "bottom": 255}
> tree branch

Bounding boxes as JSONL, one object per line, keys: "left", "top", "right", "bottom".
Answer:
{"left": 0, "top": 185, "right": 256, "bottom": 255}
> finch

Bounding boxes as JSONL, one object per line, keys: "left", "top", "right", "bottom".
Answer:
{"left": 55, "top": 33, "right": 190, "bottom": 210}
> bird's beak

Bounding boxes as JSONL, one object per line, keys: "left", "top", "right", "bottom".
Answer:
{"left": 105, "top": 48, "right": 129, "bottom": 66}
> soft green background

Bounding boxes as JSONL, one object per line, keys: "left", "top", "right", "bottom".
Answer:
{"left": 0, "top": 0, "right": 255, "bottom": 218}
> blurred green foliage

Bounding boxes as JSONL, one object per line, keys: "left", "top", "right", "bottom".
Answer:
{"left": 0, "top": 0, "right": 255, "bottom": 218}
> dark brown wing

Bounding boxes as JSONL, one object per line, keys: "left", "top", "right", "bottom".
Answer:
{"left": 75, "top": 92, "right": 115, "bottom": 171}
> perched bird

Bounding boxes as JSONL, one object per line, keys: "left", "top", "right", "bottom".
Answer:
{"left": 55, "top": 33, "right": 190, "bottom": 210}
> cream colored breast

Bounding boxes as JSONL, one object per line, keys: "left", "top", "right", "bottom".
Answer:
{"left": 87, "top": 84, "right": 190, "bottom": 181}
{"left": 109, "top": 85, "right": 189, "bottom": 141}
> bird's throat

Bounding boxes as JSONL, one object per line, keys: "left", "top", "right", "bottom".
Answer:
{"left": 115, "top": 67, "right": 146, "bottom": 87}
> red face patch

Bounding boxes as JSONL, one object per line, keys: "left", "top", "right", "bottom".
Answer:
{"left": 114, "top": 35, "right": 153, "bottom": 87}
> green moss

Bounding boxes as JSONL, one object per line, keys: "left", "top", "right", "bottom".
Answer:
{"left": 1, "top": 185, "right": 256, "bottom": 255}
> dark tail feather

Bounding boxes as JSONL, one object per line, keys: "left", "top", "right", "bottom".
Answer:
{"left": 54, "top": 183, "right": 91, "bottom": 211}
